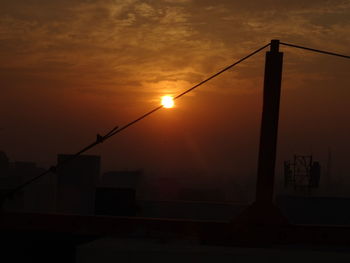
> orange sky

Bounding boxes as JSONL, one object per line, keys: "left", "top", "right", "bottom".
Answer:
{"left": 1, "top": 0, "right": 350, "bottom": 199}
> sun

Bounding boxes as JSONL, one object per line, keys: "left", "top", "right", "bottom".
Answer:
{"left": 161, "top": 95, "right": 174, "bottom": 108}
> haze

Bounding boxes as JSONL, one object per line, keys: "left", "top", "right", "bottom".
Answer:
{"left": 1, "top": 0, "right": 350, "bottom": 200}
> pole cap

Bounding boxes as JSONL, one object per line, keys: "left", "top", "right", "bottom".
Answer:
{"left": 270, "top": 40, "right": 280, "bottom": 52}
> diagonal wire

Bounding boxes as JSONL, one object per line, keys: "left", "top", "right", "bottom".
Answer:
{"left": 1, "top": 43, "right": 270, "bottom": 203}
{"left": 105, "top": 43, "right": 271, "bottom": 139}
{"left": 1, "top": 126, "right": 118, "bottom": 202}
{"left": 280, "top": 42, "right": 350, "bottom": 59}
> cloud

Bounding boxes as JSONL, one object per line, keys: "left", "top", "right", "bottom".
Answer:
{"left": 1, "top": 0, "right": 349, "bottom": 182}
{"left": 0, "top": 0, "right": 349, "bottom": 99}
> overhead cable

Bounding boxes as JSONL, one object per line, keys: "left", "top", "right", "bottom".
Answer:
{"left": 280, "top": 42, "right": 350, "bottom": 59}
{"left": 2, "top": 43, "right": 270, "bottom": 202}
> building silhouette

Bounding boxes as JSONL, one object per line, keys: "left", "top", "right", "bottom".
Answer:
{"left": 56, "top": 154, "right": 100, "bottom": 215}
{"left": 0, "top": 151, "right": 55, "bottom": 212}
{"left": 95, "top": 170, "right": 142, "bottom": 216}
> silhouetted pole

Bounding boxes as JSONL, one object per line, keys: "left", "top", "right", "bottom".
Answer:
{"left": 255, "top": 40, "right": 283, "bottom": 205}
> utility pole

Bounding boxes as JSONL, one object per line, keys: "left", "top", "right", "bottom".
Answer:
{"left": 232, "top": 40, "right": 288, "bottom": 226}
{"left": 255, "top": 40, "right": 283, "bottom": 205}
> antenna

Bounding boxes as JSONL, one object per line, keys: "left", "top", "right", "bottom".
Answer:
{"left": 326, "top": 147, "right": 332, "bottom": 192}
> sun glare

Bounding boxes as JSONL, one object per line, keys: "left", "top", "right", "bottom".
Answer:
{"left": 161, "top": 96, "right": 174, "bottom": 108}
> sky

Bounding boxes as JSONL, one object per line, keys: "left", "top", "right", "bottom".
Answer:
{"left": 1, "top": 0, "right": 350, "bottom": 200}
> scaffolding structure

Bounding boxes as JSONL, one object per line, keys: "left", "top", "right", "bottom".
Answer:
{"left": 284, "top": 155, "right": 321, "bottom": 190}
